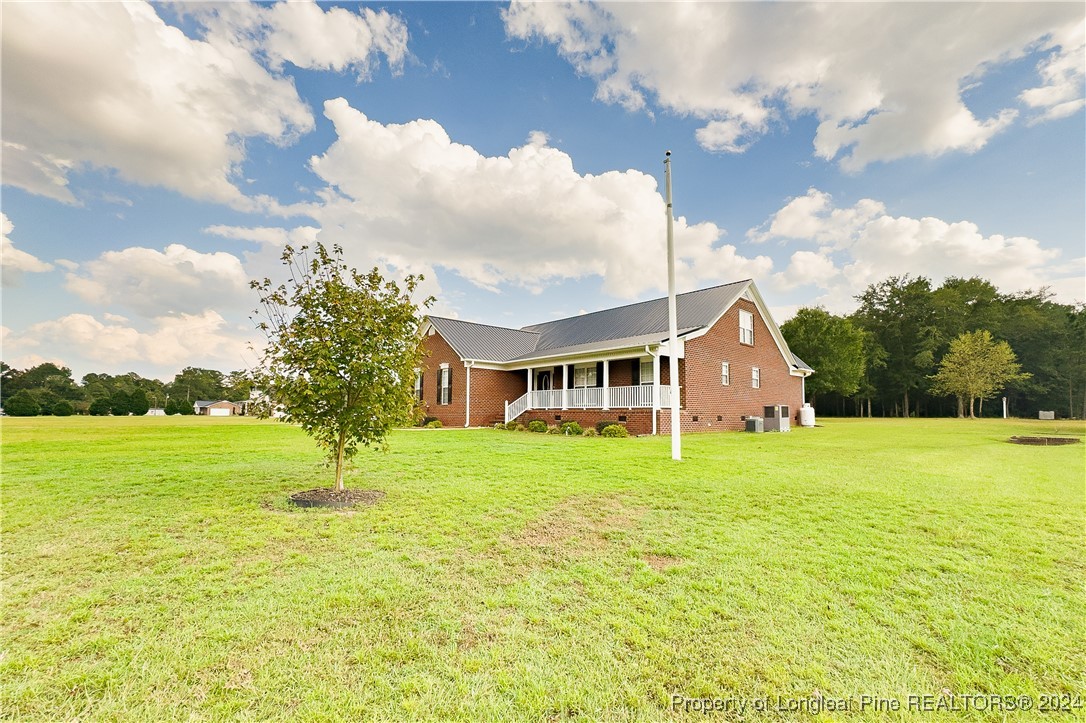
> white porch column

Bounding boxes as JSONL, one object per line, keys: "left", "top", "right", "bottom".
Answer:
{"left": 652, "top": 353, "right": 661, "bottom": 435}
{"left": 464, "top": 362, "right": 472, "bottom": 427}
{"left": 602, "top": 360, "right": 610, "bottom": 410}
{"left": 527, "top": 367, "right": 534, "bottom": 410}
{"left": 562, "top": 364, "right": 568, "bottom": 409}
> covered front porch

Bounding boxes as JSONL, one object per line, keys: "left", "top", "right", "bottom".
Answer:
{"left": 503, "top": 351, "right": 680, "bottom": 426}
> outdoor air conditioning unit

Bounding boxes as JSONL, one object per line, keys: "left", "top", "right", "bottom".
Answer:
{"left": 763, "top": 405, "right": 791, "bottom": 432}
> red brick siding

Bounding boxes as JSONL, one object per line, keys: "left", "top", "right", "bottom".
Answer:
{"left": 658, "top": 298, "right": 803, "bottom": 432}
{"left": 421, "top": 296, "right": 803, "bottom": 433}
{"left": 420, "top": 330, "right": 527, "bottom": 427}
{"left": 523, "top": 408, "right": 655, "bottom": 436}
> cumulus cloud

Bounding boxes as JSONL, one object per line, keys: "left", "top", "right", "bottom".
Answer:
{"left": 1, "top": 213, "right": 55, "bottom": 286}
{"left": 1, "top": 1, "right": 406, "bottom": 205}
{"left": 303, "top": 99, "right": 771, "bottom": 299}
{"left": 1019, "top": 17, "right": 1086, "bottom": 123}
{"left": 753, "top": 189, "right": 1082, "bottom": 310}
{"left": 504, "top": 2, "right": 1084, "bottom": 169}
{"left": 183, "top": 1, "right": 409, "bottom": 78}
{"left": 3, "top": 311, "right": 254, "bottom": 377}
{"left": 64, "top": 244, "right": 250, "bottom": 318}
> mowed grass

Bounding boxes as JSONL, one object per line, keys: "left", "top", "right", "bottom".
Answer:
{"left": 2, "top": 417, "right": 1084, "bottom": 721}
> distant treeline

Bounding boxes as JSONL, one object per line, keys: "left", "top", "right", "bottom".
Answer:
{"left": 781, "top": 275, "right": 1085, "bottom": 419}
{"left": 3, "top": 275, "right": 1083, "bottom": 420}
{"left": 0, "top": 365, "right": 252, "bottom": 417}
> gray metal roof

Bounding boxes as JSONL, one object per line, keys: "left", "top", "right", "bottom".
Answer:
{"left": 790, "top": 353, "right": 815, "bottom": 373}
{"left": 427, "top": 281, "right": 754, "bottom": 363}
{"left": 522, "top": 281, "right": 750, "bottom": 354}
{"left": 427, "top": 316, "right": 540, "bottom": 362}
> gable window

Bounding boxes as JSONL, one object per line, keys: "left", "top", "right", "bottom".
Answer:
{"left": 573, "top": 363, "right": 597, "bottom": 388}
{"left": 414, "top": 371, "right": 423, "bottom": 400}
{"left": 752, "top": 366, "right": 761, "bottom": 389}
{"left": 438, "top": 366, "right": 451, "bottom": 405}
{"left": 721, "top": 361, "right": 730, "bottom": 386}
{"left": 640, "top": 359, "right": 653, "bottom": 386}
{"left": 739, "top": 309, "right": 754, "bottom": 345}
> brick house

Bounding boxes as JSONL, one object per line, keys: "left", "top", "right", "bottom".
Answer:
{"left": 417, "top": 280, "right": 813, "bottom": 435}
{"left": 193, "top": 400, "right": 241, "bottom": 416}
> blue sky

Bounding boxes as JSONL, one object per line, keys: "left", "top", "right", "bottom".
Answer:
{"left": 2, "top": 1, "right": 1083, "bottom": 380}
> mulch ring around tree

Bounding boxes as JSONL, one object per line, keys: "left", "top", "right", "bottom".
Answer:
{"left": 1008, "top": 436, "right": 1081, "bottom": 446}
{"left": 289, "top": 488, "right": 386, "bottom": 508}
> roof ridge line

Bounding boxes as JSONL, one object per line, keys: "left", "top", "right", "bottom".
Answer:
{"left": 520, "top": 279, "right": 751, "bottom": 330}
{"left": 428, "top": 315, "right": 539, "bottom": 336}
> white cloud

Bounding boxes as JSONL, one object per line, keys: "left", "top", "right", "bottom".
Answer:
{"left": 1020, "top": 17, "right": 1086, "bottom": 123}
{"left": 504, "top": 2, "right": 1084, "bottom": 169}
{"left": 304, "top": 99, "right": 771, "bottom": 299}
{"left": 753, "top": 189, "right": 1082, "bottom": 310}
{"left": 3, "top": 311, "right": 254, "bottom": 378}
{"left": 185, "top": 1, "right": 408, "bottom": 78}
{"left": 1, "top": 213, "right": 55, "bottom": 286}
{"left": 203, "top": 225, "right": 320, "bottom": 248}
{"left": 64, "top": 244, "right": 250, "bottom": 318}
{"left": 773, "top": 250, "right": 840, "bottom": 291}
{"left": 1, "top": 1, "right": 406, "bottom": 205}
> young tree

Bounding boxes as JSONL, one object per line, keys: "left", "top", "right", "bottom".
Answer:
{"left": 781, "top": 307, "right": 867, "bottom": 407}
{"left": 251, "top": 243, "right": 432, "bottom": 492}
{"left": 929, "top": 330, "right": 1030, "bottom": 418}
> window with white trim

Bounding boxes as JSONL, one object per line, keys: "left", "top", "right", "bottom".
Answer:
{"left": 438, "top": 366, "right": 451, "bottom": 405}
{"left": 751, "top": 366, "right": 761, "bottom": 389}
{"left": 414, "top": 371, "right": 423, "bottom": 400}
{"left": 573, "top": 363, "right": 597, "bottom": 388}
{"left": 639, "top": 359, "right": 653, "bottom": 386}
{"left": 721, "top": 361, "right": 730, "bottom": 386}
{"left": 739, "top": 309, "right": 754, "bottom": 345}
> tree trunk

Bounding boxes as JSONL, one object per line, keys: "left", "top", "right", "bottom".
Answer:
{"left": 968, "top": 396, "right": 976, "bottom": 419}
{"left": 334, "top": 428, "right": 347, "bottom": 492}
{"left": 867, "top": 398, "right": 872, "bottom": 418}
{"left": 956, "top": 396, "right": 964, "bottom": 418}
{"left": 903, "top": 390, "right": 909, "bottom": 418}
{"left": 810, "top": 392, "right": 817, "bottom": 409}
{"left": 979, "top": 397, "right": 984, "bottom": 417}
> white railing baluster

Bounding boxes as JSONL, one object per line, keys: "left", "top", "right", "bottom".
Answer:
{"left": 508, "top": 385, "right": 677, "bottom": 422}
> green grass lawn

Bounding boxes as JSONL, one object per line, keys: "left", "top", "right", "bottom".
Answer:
{"left": 3, "top": 417, "right": 1084, "bottom": 721}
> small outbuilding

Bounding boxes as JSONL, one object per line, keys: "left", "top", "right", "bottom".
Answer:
{"left": 193, "top": 400, "right": 241, "bottom": 416}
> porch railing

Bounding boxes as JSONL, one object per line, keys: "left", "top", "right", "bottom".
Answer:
{"left": 504, "top": 385, "right": 680, "bottom": 424}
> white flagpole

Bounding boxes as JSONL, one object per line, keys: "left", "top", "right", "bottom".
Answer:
{"left": 665, "top": 151, "right": 681, "bottom": 461}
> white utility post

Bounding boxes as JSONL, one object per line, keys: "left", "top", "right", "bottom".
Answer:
{"left": 664, "top": 150, "right": 681, "bottom": 461}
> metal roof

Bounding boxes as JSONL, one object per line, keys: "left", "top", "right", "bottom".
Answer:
{"left": 427, "top": 316, "right": 540, "bottom": 362}
{"left": 427, "top": 281, "right": 754, "bottom": 363}
{"left": 522, "top": 281, "right": 750, "bottom": 354}
{"left": 790, "top": 354, "right": 815, "bottom": 373}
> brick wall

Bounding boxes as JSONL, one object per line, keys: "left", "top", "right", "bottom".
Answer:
{"left": 658, "top": 298, "right": 803, "bottom": 432}
{"left": 422, "top": 296, "right": 804, "bottom": 433}
{"left": 521, "top": 408, "right": 655, "bottom": 436}
{"left": 420, "top": 330, "right": 527, "bottom": 427}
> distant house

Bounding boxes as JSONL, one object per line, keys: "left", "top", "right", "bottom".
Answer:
{"left": 418, "top": 280, "right": 813, "bottom": 435}
{"left": 193, "top": 400, "right": 241, "bottom": 416}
